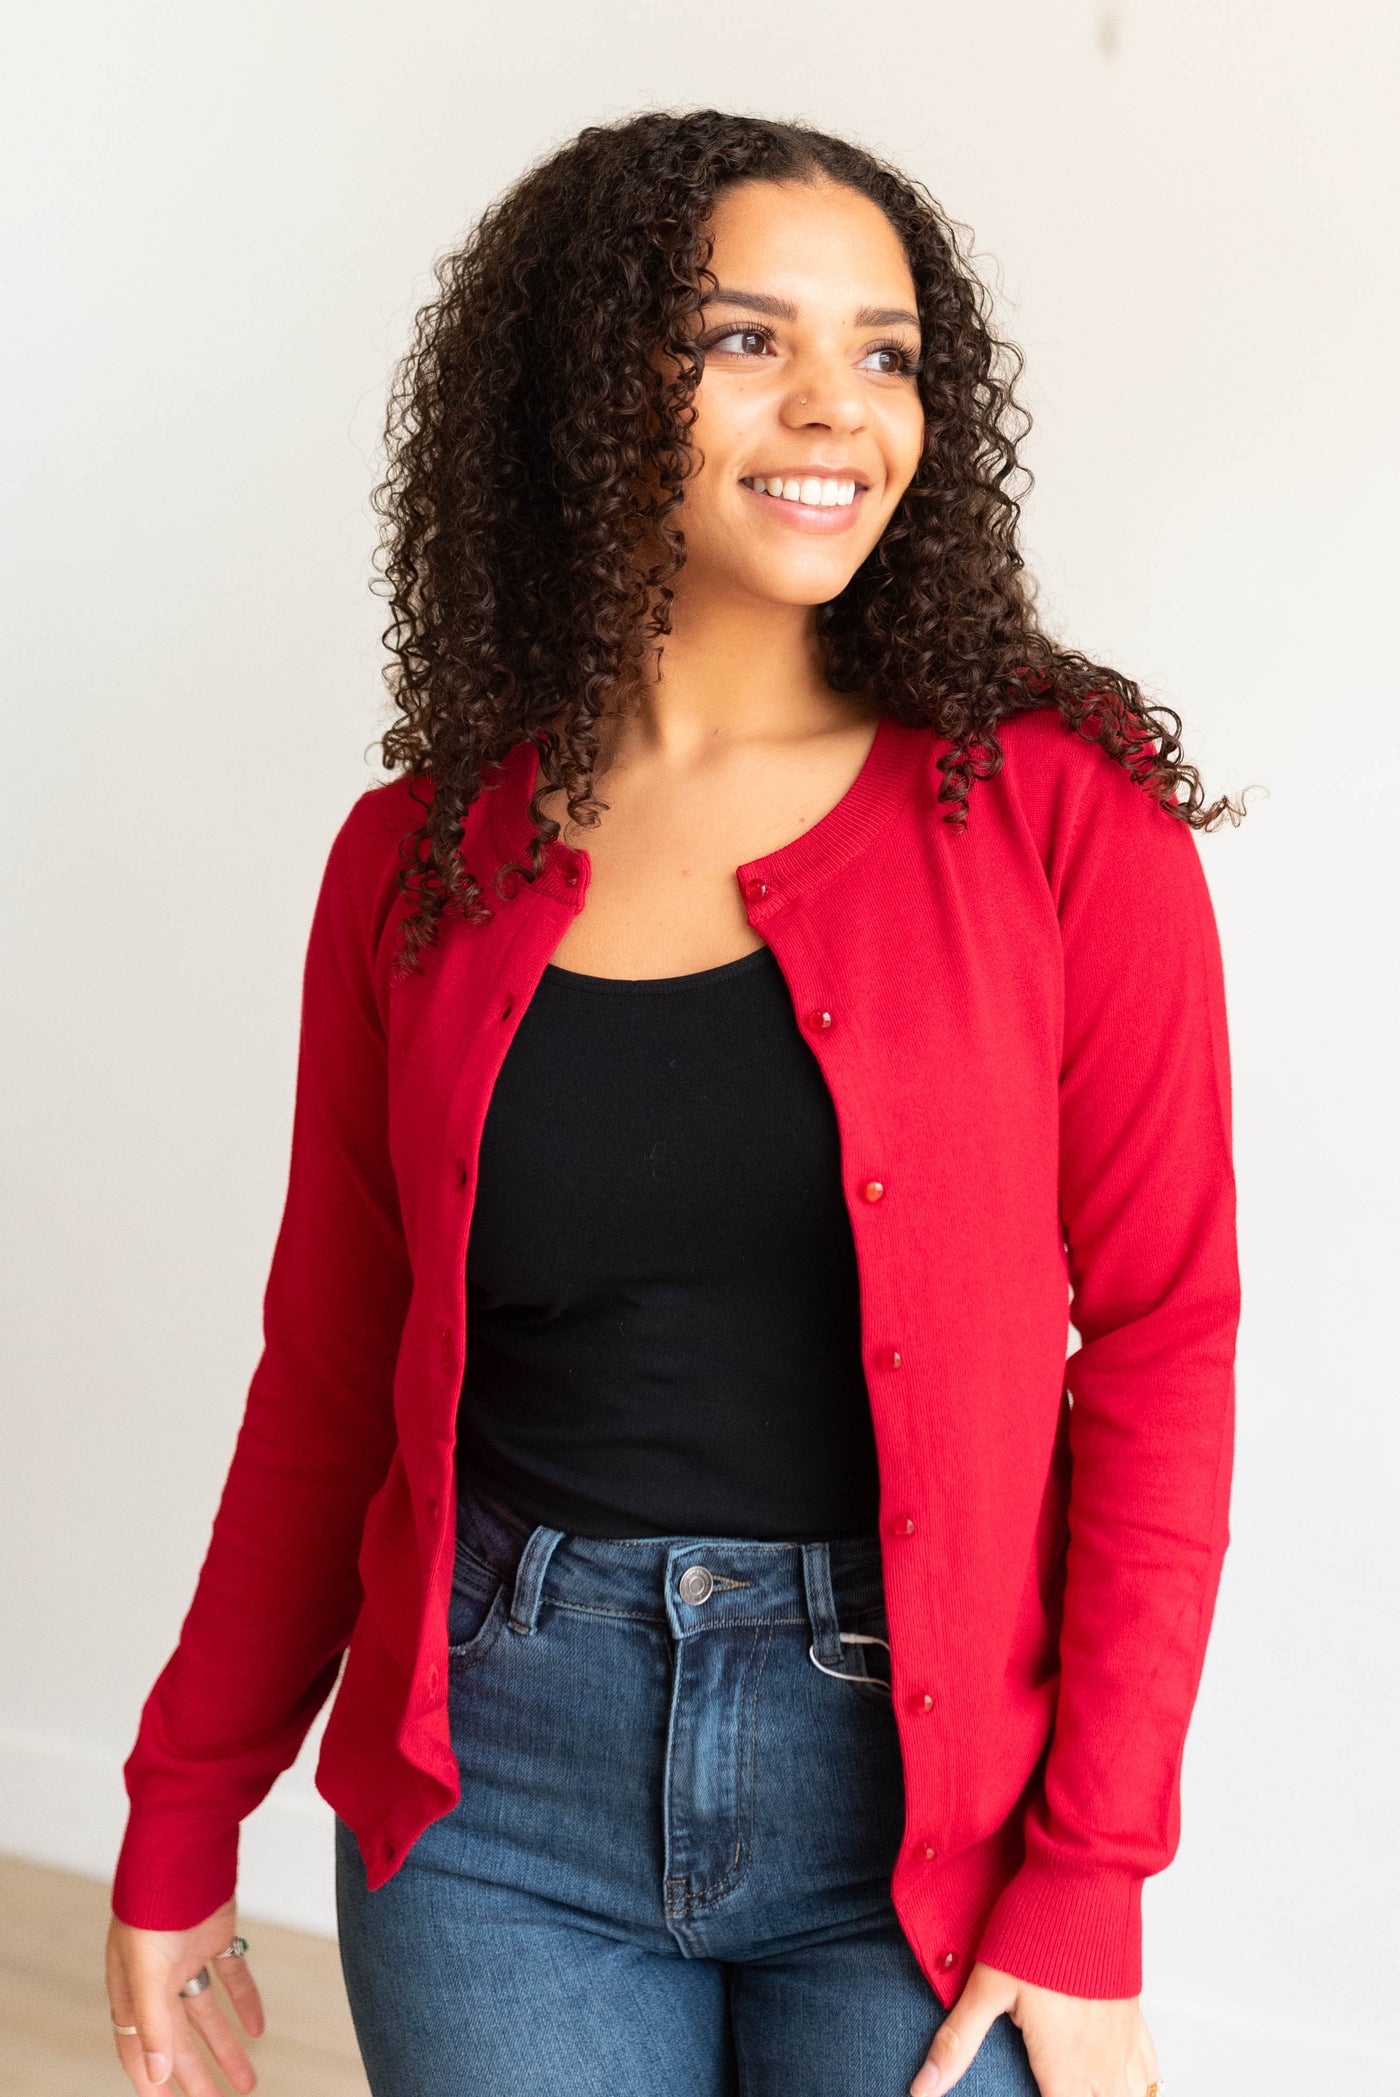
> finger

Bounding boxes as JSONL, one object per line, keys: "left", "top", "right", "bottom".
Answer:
{"left": 184, "top": 1985, "right": 258, "bottom": 2094}
{"left": 215, "top": 1952, "right": 267, "bottom": 2039}
{"left": 170, "top": 2021, "right": 229, "bottom": 2097}
{"left": 111, "top": 2013, "right": 199, "bottom": 2097}
{"left": 910, "top": 1987, "right": 1004, "bottom": 2094}
{"left": 111, "top": 2027, "right": 169, "bottom": 2097}
{"left": 124, "top": 1966, "right": 176, "bottom": 2087}
{"left": 105, "top": 1955, "right": 158, "bottom": 2094}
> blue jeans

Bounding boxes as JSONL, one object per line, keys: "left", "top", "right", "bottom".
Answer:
{"left": 335, "top": 1476, "right": 1039, "bottom": 2095}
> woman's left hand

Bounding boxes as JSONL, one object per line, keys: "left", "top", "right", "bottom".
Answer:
{"left": 909, "top": 1961, "right": 1162, "bottom": 2096}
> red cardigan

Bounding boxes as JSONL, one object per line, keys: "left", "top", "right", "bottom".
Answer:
{"left": 112, "top": 705, "right": 1239, "bottom": 2006}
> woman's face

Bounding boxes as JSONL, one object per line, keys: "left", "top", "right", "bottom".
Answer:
{"left": 667, "top": 176, "right": 926, "bottom": 609}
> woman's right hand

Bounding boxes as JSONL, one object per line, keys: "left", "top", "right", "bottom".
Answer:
{"left": 104, "top": 1899, "right": 265, "bottom": 2093}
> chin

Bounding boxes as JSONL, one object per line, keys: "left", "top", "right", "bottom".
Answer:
{"left": 741, "top": 559, "right": 864, "bottom": 607}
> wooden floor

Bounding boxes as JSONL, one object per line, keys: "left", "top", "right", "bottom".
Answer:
{"left": 0, "top": 1855, "right": 369, "bottom": 2096}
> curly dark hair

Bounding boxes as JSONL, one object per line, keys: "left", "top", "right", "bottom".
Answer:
{"left": 370, "top": 107, "right": 1252, "bottom": 973}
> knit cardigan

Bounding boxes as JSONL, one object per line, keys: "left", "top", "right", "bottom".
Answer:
{"left": 112, "top": 704, "right": 1240, "bottom": 2006}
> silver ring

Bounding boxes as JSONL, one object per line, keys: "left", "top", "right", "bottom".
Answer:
{"left": 215, "top": 1935, "right": 249, "bottom": 1959}
{"left": 179, "top": 1966, "right": 211, "bottom": 1997}
{"left": 111, "top": 2019, "right": 140, "bottom": 2037}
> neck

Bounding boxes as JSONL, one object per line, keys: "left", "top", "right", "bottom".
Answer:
{"left": 602, "top": 573, "right": 863, "bottom": 766}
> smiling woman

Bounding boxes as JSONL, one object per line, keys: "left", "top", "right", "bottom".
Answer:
{"left": 667, "top": 207, "right": 922, "bottom": 567}
{"left": 687, "top": 230, "right": 924, "bottom": 550}
{"left": 105, "top": 107, "right": 1237, "bottom": 2097}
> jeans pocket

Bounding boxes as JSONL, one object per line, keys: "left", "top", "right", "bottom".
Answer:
{"left": 446, "top": 1542, "right": 511, "bottom": 1672}
{"left": 809, "top": 1593, "right": 893, "bottom": 1695}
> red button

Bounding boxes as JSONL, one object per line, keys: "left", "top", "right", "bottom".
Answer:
{"left": 938, "top": 1949, "right": 959, "bottom": 1971}
{"left": 923, "top": 1844, "right": 939, "bottom": 1861}
{"left": 914, "top": 1691, "right": 934, "bottom": 1712}
{"left": 455, "top": 1158, "right": 469, "bottom": 1187}
{"left": 561, "top": 868, "right": 579, "bottom": 887}
{"left": 500, "top": 997, "right": 515, "bottom": 1020}
{"left": 742, "top": 877, "right": 768, "bottom": 903}
{"left": 876, "top": 1347, "right": 902, "bottom": 1369}
{"left": 806, "top": 1009, "right": 832, "bottom": 1030}
{"left": 888, "top": 1514, "right": 915, "bottom": 1537}
{"left": 862, "top": 1180, "right": 886, "bottom": 1203}
{"left": 427, "top": 1665, "right": 439, "bottom": 1695}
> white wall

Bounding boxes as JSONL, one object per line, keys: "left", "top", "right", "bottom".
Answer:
{"left": 4, "top": 3, "right": 1396, "bottom": 2090}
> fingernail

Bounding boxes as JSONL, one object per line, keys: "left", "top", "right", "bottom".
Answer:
{"left": 145, "top": 2054, "right": 170, "bottom": 2083}
{"left": 911, "top": 2072, "right": 940, "bottom": 2095}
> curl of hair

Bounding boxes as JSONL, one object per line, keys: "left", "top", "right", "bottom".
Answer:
{"left": 370, "top": 108, "right": 1253, "bottom": 974}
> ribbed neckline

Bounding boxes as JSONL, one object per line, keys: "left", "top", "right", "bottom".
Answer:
{"left": 479, "top": 708, "right": 931, "bottom": 909}
{"left": 542, "top": 944, "right": 777, "bottom": 994}
{"left": 733, "top": 709, "right": 924, "bottom": 903}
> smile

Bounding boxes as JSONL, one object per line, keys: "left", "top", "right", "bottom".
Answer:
{"left": 739, "top": 477, "right": 865, "bottom": 532}
{"left": 740, "top": 474, "right": 861, "bottom": 509}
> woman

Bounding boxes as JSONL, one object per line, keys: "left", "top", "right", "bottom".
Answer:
{"left": 105, "top": 109, "right": 1246, "bottom": 2097}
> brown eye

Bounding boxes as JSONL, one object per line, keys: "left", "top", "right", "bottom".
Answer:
{"left": 860, "top": 340, "right": 922, "bottom": 377}
{"left": 702, "top": 324, "right": 776, "bottom": 357}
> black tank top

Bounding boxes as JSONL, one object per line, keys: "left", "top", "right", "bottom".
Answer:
{"left": 454, "top": 943, "right": 881, "bottom": 1540}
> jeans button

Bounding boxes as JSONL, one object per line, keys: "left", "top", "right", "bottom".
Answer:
{"left": 678, "top": 1565, "right": 715, "bottom": 1605}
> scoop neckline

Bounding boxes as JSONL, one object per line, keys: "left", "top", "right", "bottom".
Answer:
{"left": 480, "top": 708, "right": 929, "bottom": 910}
{"left": 542, "top": 944, "right": 777, "bottom": 993}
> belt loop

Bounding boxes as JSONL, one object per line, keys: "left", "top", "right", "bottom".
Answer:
{"left": 507, "top": 1522, "right": 566, "bottom": 1635}
{"left": 801, "top": 1541, "right": 845, "bottom": 1666}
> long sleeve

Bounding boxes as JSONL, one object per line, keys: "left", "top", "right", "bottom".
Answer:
{"left": 112, "top": 793, "right": 413, "bottom": 1929}
{"left": 973, "top": 743, "right": 1240, "bottom": 1997}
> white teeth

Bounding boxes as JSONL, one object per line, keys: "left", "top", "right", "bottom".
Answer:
{"left": 748, "top": 475, "right": 858, "bottom": 508}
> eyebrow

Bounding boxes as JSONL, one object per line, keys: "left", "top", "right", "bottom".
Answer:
{"left": 700, "top": 285, "right": 921, "bottom": 331}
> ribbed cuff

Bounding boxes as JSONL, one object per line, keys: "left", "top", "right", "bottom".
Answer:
{"left": 972, "top": 1854, "right": 1144, "bottom": 1999}
{"left": 110, "top": 1808, "right": 241, "bottom": 1931}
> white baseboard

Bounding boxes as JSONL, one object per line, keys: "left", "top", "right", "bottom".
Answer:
{"left": 0, "top": 1720, "right": 338, "bottom": 1937}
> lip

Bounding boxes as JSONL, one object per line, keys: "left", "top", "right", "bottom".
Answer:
{"left": 739, "top": 479, "right": 867, "bottom": 532}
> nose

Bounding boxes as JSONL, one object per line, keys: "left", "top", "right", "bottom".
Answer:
{"left": 781, "top": 351, "right": 866, "bottom": 434}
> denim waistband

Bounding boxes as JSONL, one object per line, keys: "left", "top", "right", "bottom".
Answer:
{"left": 454, "top": 1474, "right": 888, "bottom": 1667}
